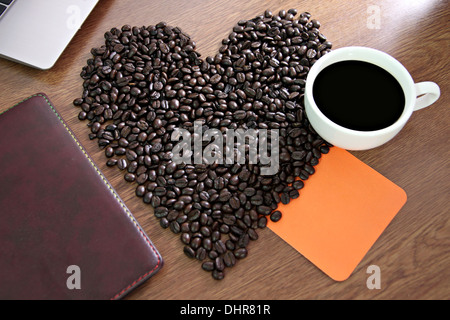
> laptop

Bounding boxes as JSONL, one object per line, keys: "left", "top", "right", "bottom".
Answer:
{"left": 0, "top": 0, "right": 98, "bottom": 70}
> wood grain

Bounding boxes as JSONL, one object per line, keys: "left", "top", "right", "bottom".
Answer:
{"left": 0, "top": 0, "right": 448, "bottom": 300}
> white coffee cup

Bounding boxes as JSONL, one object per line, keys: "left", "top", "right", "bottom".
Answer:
{"left": 304, "top": 46, "right": 440, "bottom": 150}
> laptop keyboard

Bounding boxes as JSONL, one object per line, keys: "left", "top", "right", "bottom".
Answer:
{"left": 0, "top": 0, "right": 15, "bottom": 19}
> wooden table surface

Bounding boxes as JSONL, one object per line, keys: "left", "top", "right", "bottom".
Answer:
{"left": 0, "top": 0, "right": 448, "bottom": 300}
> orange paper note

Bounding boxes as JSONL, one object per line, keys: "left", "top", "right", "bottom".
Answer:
{"left": 268, "top": 147, "right": 407, "bottom": 281}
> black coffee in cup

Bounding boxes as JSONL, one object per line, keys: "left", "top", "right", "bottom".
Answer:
{"left": 312, "top": 60, "right": 405, "bottom": 131}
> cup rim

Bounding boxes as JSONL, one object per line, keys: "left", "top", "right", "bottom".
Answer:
{"left": 305, "top": 46, "right": 416, "bottom": 136}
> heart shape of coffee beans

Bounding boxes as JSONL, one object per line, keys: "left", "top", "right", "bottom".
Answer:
{"left": 73, "top": 9, "right": 332, "bottom": 280}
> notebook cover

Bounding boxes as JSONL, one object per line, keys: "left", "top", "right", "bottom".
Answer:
{"left": 268, "top": 147, "right": 407, "bottom": 281}
{"left": 0, "top": 93, "right": 163, "bottom": 299}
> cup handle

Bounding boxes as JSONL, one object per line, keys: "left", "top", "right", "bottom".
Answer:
{"left": 414, "top": 82, "right": 440, "bottom": 111}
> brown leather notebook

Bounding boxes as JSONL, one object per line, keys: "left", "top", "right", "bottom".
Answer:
{"left": 0, "top": 93, "right": 163, "bottom": 300}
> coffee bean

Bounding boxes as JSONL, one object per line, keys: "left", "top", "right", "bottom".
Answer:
{"left": 117, "top": 159, "right": 128, "bottom": 170}
{"left": 105, "top": 146, "right": 114, "bottom": 158}
{"left": 212, "top": 270, "right": 224, "bottom": 280}
{"left": 202, "top": 261, "right": 214, "bottom": 271}
{"left": 160, "top": 217, "right": 169, "bottom": 229}
{"left": 292, "top": 150, "right": 306, "bottom": 160}
{"left": 215, "top": 256, "right": 225, "bottom": 271}
{"left": 223, "top": 251, "right": 236, "bottom": 267}
{"left": 248, "top": 228, "right": 259, "bottom": 240}
{"left": 234, "top": 248, "right": 248, "bottom": 259}
{"left": 289, "top": 189, "right": 300, "bottom": 199}
{"left": 154, "top": 207, "right": 169, "bottom": 218}
{"left": 203, "top": 238, "right": 213, "bottom": 251}
{"left": 281, "top": 193, "right": 290, "bottom": 205}
{"left": 170, "top": 221, "right": 181, "bottom": 233}
{"left": 229, "top": 197, "right": 240, "bottom": 210}
{"left": 184, "top": 246, "right": 195, "bottom": 258}
{"left": 215, "top": 240, "right": 226, "bottom": 254}
{"left": 293, "top": 180, "right": 304, "bottom": 190}
{"left": 244, "top": 188, "right": 256, "bottom": 197}
{"left": 270, "top": 210, "right": 282, "bottom": 222}
{"left": 256, "top": 205, "right": 272, "bottom": 215}
{"left": 210, "top": 74, "right": 221, "bottom": 84}
{"left": 306, "top": 48, "right": 317, "bottom": 59}
{"left": 196, "top": 247, "right": 207, "bottom": 260}
{"left": 320, "top": 145, "right": 330, "bottom": 154}
{"left": 223, "top": 214, "right": 236, "bottom": 225}
{"left": 135, "top": 185, "right": 146, "bottom": 197}
{"left": 238, "top": 234, "right": 250, "bottom": 248}
{"left": 219, "top": 190, "right": 232, "bottom": 202}
{"left": 250, "top": 195, "right": 263, "bottom": 206}
{"left": 257, "top": 216, "right": 267, "bottom": 228}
